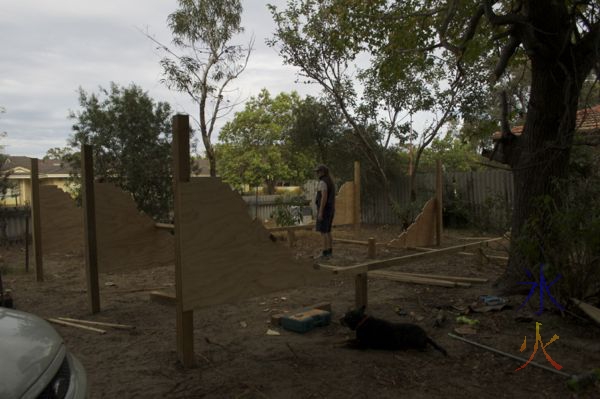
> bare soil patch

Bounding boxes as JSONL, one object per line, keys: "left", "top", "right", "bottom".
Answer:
{"left": 1, "top": 226, "right": 599, "bottom": 398}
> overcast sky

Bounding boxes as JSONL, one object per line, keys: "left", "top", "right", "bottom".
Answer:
{"left": 0, "top": 0, "right": 322, "bottom": 158}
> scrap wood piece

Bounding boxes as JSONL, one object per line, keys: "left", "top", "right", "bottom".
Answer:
{"left": 369, "top": 270, "right": 471, "bottom": 288}
{"left": 47, "top": 318, "right": 106, "bottom": 334}
{"left": 271, "top": 302, "right": 332, "bottom": 326}
{"left": 316, "top": 237, "right": 503, "bottom": 274}
{"left": 333, "top": 238, "right": 369, "bottom": 246}
{"left": 57, "top": 317, "right": 135, "bottom": 330}
{"left": 571, "top": 298, "right": 600, "bottom": 325}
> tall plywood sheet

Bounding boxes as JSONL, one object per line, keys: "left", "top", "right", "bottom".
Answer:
{"left": 95, "top": 183, "right": 174, "bottom": 273}
{"left": 388, "top": 198, "right": 436, "bottom": 248}
{"left": 333, "top": 182, "right": 354, "bottom": 226}
{"left": 39, "top": 185, "right": 84, "bottom": 255}
{"left": 179, "top": 178, "right": 324, "bottom": 311}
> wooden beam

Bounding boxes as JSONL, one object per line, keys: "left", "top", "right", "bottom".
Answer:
{"left": 57, "top": 317, "right": 134, "bottom": 330}
{"left": 353, "top": 161, "right": 361, "bottom": 230}
{"left": 173, "top": 114, "right": 195, "bottom": 368}
{"left": 47, "top": 318, "right": 106, "bottom": 334}
{"left": 409, "top": 246, "right": 437, "bottom": 252}
{"left": 435, "top": 159, "right": 443, "bottom": 246}
{"left": 369, "top": 271, "right": 471, "bottom": 288}
{"left": 316, "top": 237, "right": 503, "bottom": 274}
{"left": 82, "top": 145, "right": 100, "bottom": 314}
{"left": 149, "top": 291, "right": 176, "bottom": 306}
{"left": 355, "top": 273, "right": 368, "bottom": 308}
{"left": 571, "top": 298, "right": 600, "bottom": 325}
{"left": 267, "top": 224, "right": 314, "bottom": 233}
{"left": 367, "top": 238, "right": 376, "bottom": 259}
{"left": 375, "top": 270, "right": 487, "bottom": 283}
{"left": 30, "top": 158, "right": 43, "bottom": 282}
{"left": 333, "top": 238, "right": 369, "bottom": 246}
{"left": 155, "top": 222, "right": 174, "bottom": 230}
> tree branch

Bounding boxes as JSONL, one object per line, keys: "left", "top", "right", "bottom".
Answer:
{"left": 494, "top": 34, "right": 521, "bottom": 80}
{"left": 482, "top": 0, "right": 527, "bottom": 26}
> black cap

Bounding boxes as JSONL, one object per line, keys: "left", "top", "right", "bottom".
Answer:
{"left": 314, "top": 164, "right": 329, "bottom": 173}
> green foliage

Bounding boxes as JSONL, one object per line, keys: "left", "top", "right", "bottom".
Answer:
{"left": 216, "top": 89, "right": 313, "bottom": 193}
{"left": 270, "top": 196, "right": 306, "bottom": 227}
{"left": 68, "top": 83, "right": 173, "bottom": 221}
{"left": 159, "top": 0, "right": 251, "bottom": 177}
{"left": 0, "top": 108, "right": 12, "bottom": 198}
{"left": 515, "top": 151, "right": 600, "bottom": 302}
{"left": 419, "top": 132, "right": 485, "bottom": 172}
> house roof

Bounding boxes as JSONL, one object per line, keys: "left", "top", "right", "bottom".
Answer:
{"left": 1, "top": 156, "right": 72, "bottom": 177}
{"left": 492, "top": 104, "right": 600, "bottom": 140}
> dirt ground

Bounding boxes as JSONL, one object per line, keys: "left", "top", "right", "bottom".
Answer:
{"left": 1, "top": 226, "right": 599, "bottom": 399}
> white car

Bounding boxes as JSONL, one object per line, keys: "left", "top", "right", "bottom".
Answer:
{"left": 0, "top": 307, "right": 87, "bottom": 399}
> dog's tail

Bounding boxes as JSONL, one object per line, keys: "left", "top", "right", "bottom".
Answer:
{"left": 427, "top": 337, "right": 448, "bottom": 356}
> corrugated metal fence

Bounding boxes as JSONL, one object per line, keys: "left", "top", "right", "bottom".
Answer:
{"left": 361, "top": 170, "right": 513, "bottom": 226}
{"left": 0, "top": 207, "right": 30, "bottom": 243}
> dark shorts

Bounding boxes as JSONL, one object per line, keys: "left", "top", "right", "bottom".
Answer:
{"left": 316, "top": 209, "right": 335, "bottom": 233}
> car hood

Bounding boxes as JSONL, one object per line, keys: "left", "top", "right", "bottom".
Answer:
{"left": 0, "top": 308, "right": 63, "bottom": 399}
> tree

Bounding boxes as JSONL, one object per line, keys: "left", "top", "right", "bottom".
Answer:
{"left": 216, "top": 89, "right": 313, "bottom": 193}
{"left": 68, "top": 83, "right": 173, "bottom": 221}
{"left": 148, "top": 0, "right": 253, "bottom": 177}
{"left": 0, "top": 107, "right": 12, "bottom": 198}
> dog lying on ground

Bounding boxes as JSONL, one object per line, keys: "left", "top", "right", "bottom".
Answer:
{"left": 340, "top": 306, "right": 448, "bottom": 356}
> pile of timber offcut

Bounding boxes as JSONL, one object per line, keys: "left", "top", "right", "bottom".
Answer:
{"left": 368, "top": 270, "right": 488, "bottom": 288}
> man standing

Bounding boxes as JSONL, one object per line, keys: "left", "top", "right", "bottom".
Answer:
{"left": 315, "top": 164, "right": 335, "bottom": 257}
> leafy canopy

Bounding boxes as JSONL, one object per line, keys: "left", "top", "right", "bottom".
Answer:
{"left": 68, "top": 83, "right": 173, "bottom": 221}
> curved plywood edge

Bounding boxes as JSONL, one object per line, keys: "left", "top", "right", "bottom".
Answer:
{"left": 179, "top": 177, "right": 325, "bottom": 311}
{"left": 333, "top": 181, "right": 354, "bottom": 226}
{"left": 95, "top": 183, "right": 174, "bottom": 273}
{"left": 39, "top": 185, "right": 84, "bottom": 255}
{"left": 388, "top": 198, "right": 436, "bottom": 248}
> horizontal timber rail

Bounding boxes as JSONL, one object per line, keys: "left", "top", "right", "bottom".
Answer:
{"left": 315, "top": 237, "right": 503, "bottom": 274}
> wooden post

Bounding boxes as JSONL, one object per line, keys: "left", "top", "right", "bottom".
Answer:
{"left": 30, "top": 158, "right": 43, "bottom": 282}
{"left": 353, "top": 161, "right": 361, "bottom": 230}
{"left": 435, "top": 160, "right": 443, "bottom": 246}
{"left": 82, "top": 145, "right": 100, "bottom": 314}
{"left": 367, "top": 237, "right": 376, "bottom": 259}
{"left": 173, "top": 114, "right": 195, "bottom": 368}
{"left": 355, "top": 273, "right": 368, "bottom": 308}
{"left": 25, "top": 212, "right": 30, "bottom": 273}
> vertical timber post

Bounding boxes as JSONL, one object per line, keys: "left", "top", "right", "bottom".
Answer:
{"left": 367, "top": 237, "right": 376, "bottom": 259}
{"left": 435, "top": 160, "right": 443, "bottom": 247}
{"left": 355, "top": 273, "right": 368, "bottom": 309}
{"left": 30, "top": 158, "right": 43, "bottom": 281}
{"left": 25, "top": 212, "right": 30, "bottom": 273}
{"left": 353, "top": 161, "right": 361, "bottom": 230}
{"left": 173, "top": 114, "right": 195, "bottom": 367}
{"left": 82, "top": 145, "right": 100, "bottom": 314}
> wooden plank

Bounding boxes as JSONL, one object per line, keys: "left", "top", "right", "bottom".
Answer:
{"left": 267, "top": 224, "right": 314, "bottom": 232}
{"left": 333, "top": 182, "right": 355, "bottom": 225}
{"left": 354, "top": 160, "right": 361, "bottom": 229}
{"left": 178, "top": 178, "right": 324, "bottom": 311}
{"left": 355, "top": 273, "right": 368, "bottom": 308}
{"left": 39, "top": 185, "right": 84, "bottom": 255}
{"left": 317, "top": 237, "right": 504, "bottom": 274}
{"left": 369, "top": 271, "right": 471, "bottom": 288}
{"left": 410, "top": 246, "right": 437, "bottom": 252}
{"left": 30, "top": 158, "right": 43, "bottom": 282}
{"left": 436, "top": 160, "right": 443, "bottom": 246}
{"left": 47, "top": 318, "right": 106, "bottom": 334}
{"left": 270, "top": 302, "right": 332, "bottom": 326}
{"left": 149, "top": 291, "right": 176, "bottom": 306}
{"left": 376, "top": 271, "right": 487, "bottom": 283}
{"left": 82, "top": 145, "right": 100, "bottom": 314}
{"left": 571, "top": 298, "right": 600, "bottom": 325}
{"left": 57, "top": 317, "right": 134, "bottom": 330}
{"left": 173, "top": 114, "right": 195, "bottom": 368}
{"left": 155, "top": 222, "right": 174, "bottom": 230}
{"left": 388, "top": 198, "right": 436, "bottom": 248}
{"left": 95, "top": 182, "right": 174, "bottom": 273}
{"left": 333, "top": 238, "right": 369, "bottom": 245}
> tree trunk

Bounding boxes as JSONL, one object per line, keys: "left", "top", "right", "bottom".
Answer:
{"left": 497, "top": 57, "right": 580, "bottom": 291}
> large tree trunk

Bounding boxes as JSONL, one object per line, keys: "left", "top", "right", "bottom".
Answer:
{"left": 497, "top": 55, "right": 580, "bottom": 291}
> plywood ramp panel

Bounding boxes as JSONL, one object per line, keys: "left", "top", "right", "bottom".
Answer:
{"left": 388, "top": 198, "right": 436, "bottom": 248}
{"left": 39, "top": 185, "right": 84, "bottom": 255}
{"left": 333, "top": 181, "right": 354, "bottom": 226}
{"left": 95, "top": 183, "right": 174, "bottom": 273}
{"left": 179, "top": 178, "right": 324, "bottom": 311}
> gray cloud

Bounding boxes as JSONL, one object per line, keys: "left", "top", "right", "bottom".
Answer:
{"left": 0, "top": 0, "right": 319, "bottom": 158}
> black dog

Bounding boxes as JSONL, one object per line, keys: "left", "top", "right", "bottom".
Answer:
{"left": 340, "top": 306, "right": 447, "bottom": 356}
